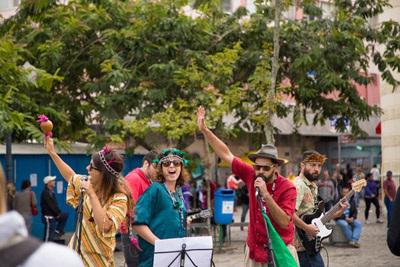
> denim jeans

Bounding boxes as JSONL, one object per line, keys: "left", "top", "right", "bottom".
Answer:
{"left": 384, "top": 196, "right": 393, "bottom": 226}
{"left": 336, "top": 219, "right": 362, "bottom": 242}
{"left": 298, "top": 251, "right": 325, "bottom": 267}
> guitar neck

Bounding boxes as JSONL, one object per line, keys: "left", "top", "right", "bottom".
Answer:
{"left": 321, "top": 190, "right": 355, "bottom": 224}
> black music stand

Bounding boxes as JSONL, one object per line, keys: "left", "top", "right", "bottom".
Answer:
{"left": 154, "top": 236, "right": 213, "bottom": 267}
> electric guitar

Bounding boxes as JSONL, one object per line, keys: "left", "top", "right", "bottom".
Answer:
{"left": 297, "top": 179, "right": 366, "bottom": 255}
{"left": 187, "top": 209, "right": 212, "bottom": 224}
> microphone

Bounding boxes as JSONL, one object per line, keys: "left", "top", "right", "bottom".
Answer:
{"left": 255, "top": 187, "right": 260, "bottom": 198}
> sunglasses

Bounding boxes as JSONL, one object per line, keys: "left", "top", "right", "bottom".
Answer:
{"left": 161, "top": 160, "right": 182, "bottom": 168}
{"left": 254, "top": 164, "right": 275, "bottom": 172}
{"left": 89, "top": 162, "right": 99, "bottom": 171}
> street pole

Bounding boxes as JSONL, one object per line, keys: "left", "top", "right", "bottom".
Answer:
{"left": 338, "top": 134, "right": 341, "bottom": 166}
{"left": 5, "top": 132, "right": 12, "bottom": 181}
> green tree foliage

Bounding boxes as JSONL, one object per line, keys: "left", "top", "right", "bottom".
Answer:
{"left": 1, "top": 0, "right": 399, "bottom": 148}
{"left": 0, "top": 34, "right": 61, "bottom": 141}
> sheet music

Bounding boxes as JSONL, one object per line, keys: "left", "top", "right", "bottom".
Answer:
{"left": 153, "top": 236, "right": 213, "bottom": 267}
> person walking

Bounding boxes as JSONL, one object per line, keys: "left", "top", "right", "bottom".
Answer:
{"left": 14, "top": 179, "right": 37, "bottom": 234}
{"left": 383, "top": 170, "right": 397, "bottom": 227}
{"left": 364, "top": 173, "right": 383, "bottom": 224}
{"left": 45, "top": 137, "right": 132, "bottom": 266}
{"left": 239, "top": 185, "right": 249, "bottom": 231}
{"left": 41, "top": 175, "right": 69, "bottom": 242}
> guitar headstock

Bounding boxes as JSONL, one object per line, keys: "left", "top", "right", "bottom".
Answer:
{"left": 198, "top": 209, "right": 212, "bottom": 218}
{"left": 351, "top": 179, "right": 367, "bottom": 192}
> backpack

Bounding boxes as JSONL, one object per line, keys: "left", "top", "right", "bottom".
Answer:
{"left": 0, "top": 237, "right": 42, "bottom": 267}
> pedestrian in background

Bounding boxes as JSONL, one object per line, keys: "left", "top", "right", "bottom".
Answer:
{"left": 335, "top": 187, "right": 363, "bottom": 248}
{"left": 41, "top": 175, "right": 69, "bottom": 242}
{"left": 364, "top": 173, "right": 383, "bottom": 224}
{"left": 383, "top": 171, "right": 397, "bottom": 227}
{"left": 317, "top": 169, "right": 335, "bottom": 211}
{"left": 6, "top": 180, "right": 16, "bottom": 211}
{"left": 14, "top": 179, "right": 37, "bottom": 234}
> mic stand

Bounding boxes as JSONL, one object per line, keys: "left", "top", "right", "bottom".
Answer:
{"left": 167, "top": 243, "right": 198, "bottom": 267}
{"left": 73, "top": 190, "right": 85, "bottom": 256}
{"left": 256, "top": 192, "right": 276, "bottom": 267}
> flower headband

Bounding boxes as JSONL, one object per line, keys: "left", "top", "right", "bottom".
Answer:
{"left": 152, "top": 148, "right": 189, "bottom": 166}
{"left": 98, "top": 146, "right": 120, "bottom": 177}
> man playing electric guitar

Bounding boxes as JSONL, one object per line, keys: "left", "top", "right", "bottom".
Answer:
{"left": 293, "top": 150, "right": 348, "bottom": 267}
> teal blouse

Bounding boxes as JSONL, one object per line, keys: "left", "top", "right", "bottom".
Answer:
{"left": 134, "top": 182, "right": 187, "bottom": 267}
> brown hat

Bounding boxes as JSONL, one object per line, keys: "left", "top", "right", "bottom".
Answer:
{"left": 302, "top": 150, "right": 327, "bottom": 164}
{"left": 248, "top": 144, "right": 287, "bottom": 166}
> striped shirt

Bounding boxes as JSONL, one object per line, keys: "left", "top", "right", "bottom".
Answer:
{"left": 67, "top": 175, "right": 128, "bottom": 267}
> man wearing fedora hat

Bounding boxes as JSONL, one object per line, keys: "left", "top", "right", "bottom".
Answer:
{"left": 293, "top": 150, "right": 347, "bottom": 267}
{"left": 41, "top": 175, "right": 69, "bottom": 242}
{"left": 197, "top": 106, "right": 298, "bottom": 266}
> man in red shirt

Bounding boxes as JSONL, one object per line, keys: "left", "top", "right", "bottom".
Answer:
{"left": 125, "top": 151, "right": 159, "bottom": 202}
{"left": 197, "top": 106, "right": 298, "bottom": 266}
{"left": 122, "top": 151, "right": 158, "bottom": 267}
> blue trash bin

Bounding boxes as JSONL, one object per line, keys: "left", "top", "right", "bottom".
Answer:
{"left": 214, "top": 188, "right": 235, "bottom": 225}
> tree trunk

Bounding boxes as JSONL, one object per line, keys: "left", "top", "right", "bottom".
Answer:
{"left": 264, "top": 0, "right": 281, "bottom": 145}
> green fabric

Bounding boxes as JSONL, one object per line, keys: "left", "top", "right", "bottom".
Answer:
{"left": 262, "top": 210, "right": 298, "bottom": 267}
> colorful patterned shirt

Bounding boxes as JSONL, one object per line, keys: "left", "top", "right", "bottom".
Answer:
{"left": 294, "top": 174, "right": 318, "bottom": 251}
{"left": 67, "top": 174, "right": 128, "bottom": 267}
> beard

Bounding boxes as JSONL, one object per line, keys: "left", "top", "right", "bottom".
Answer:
{"left": 304, "top": 169, "right": 320, "bottom": 182}
{"left": 256, "top": 172, "right": 274, "bottom": 183}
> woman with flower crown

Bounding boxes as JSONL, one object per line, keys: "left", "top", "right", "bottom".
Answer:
{"left": 44, "top": 137, "right": 133, "bottom": 267}
{"left": 132, "top": 148, "right": 191, "bottom": 267}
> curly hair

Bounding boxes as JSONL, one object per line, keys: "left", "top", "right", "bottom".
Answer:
{"left": 156, "top": 164, "right": 191, "bottom": 187}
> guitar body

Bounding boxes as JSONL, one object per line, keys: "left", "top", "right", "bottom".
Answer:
{"left": 297, "top": 201, "right": 332, "bottom": 255}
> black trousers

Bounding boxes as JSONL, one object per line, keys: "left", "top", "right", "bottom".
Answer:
{"left": 364, "top": 197, "right": 380, "bottom": 220}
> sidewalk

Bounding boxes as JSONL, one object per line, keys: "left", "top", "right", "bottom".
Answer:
{"left": 115, "top": 203, "right": 400, "bottom": 266}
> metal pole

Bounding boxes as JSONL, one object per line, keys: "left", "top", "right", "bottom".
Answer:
{"left": 338, "top": 135, "right": 341, "bottom": 166}
{"left": 5, "top": 133, "right": 12, "bottom": 180}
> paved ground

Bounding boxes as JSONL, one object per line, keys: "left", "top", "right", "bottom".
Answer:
{"left": 114, "top": 202, "right": 399, "bottom": 267}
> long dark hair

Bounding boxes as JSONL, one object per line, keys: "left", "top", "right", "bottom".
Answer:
{"left": 92, "top": 148, "right": 133, "bottom": 218}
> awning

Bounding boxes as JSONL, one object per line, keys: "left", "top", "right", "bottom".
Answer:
{"left": 375, "top": 122, "right": 381, "bottom": 135}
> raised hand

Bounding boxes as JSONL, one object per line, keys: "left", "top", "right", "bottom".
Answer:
{"left": 197, "top": 106, "right": 207, "bottom": 132}
{"left": 44, "top": 137, "right": 56, "bottom": 155}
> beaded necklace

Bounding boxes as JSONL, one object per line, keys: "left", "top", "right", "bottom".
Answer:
{"left": 163, "top": 183, "right": 186, "bottom": 229}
